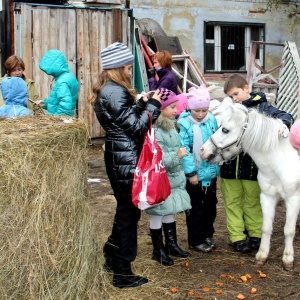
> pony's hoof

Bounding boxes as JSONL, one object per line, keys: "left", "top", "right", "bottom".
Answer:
{"left": 282, "top": 262, "right": 293, "bottom": 271}
{"left": 254, "top": 259, "right": 266, "bottom": 267}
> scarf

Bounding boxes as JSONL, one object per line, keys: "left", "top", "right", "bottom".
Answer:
{"left": 187, "top": 114, "right": 209, "bottom": 168}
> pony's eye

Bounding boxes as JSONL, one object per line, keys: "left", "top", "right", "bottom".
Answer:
{"left": 222, "top": 127, "right": 229, "bottom": 134}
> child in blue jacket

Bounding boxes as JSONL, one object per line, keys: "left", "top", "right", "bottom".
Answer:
{"left": 0, "top": 77, "right": 32, "bottom": 118}
{"left": 178, "top": 84, "right": 220, "bottom": 253}
{"left": 38, "top": 49, "right": 79, "bottom": 116}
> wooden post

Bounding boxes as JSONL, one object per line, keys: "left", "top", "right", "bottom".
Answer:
{"left": 172, "top": 67, "right": 199, "bottom": 88}
{"left": 182, "top": 58, "right": 188, "bottom": 93}
{"left": 246, "top": 41, "right": 257, "bottom": 93}
{"left": 184, "top": 50, "right": 208, "bottom": 86}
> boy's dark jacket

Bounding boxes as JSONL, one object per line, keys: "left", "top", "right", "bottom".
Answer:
{"left": 220, "top": 91, "right": 294, "bottom": 180}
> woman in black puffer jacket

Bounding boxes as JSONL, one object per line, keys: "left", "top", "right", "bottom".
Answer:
{"left": 91, "top": 42, "right": 161, "bottom": 289}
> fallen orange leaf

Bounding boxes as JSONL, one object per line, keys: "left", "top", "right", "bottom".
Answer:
{"left": 245, "top": 273, "right": 252, "bottom": 279}
{"left": 220, "top": 273, "right": 227, "bottom": 278}
{"left": 202, "top": 287, "right": 210, "bottom": 292}
{"left": 237, "top": 293, "right": 245, "bottom": 299}
{"left": 216, "top": 289, "right": 223, "bottom": 294}
{"left": 215, "top": 281, "right": 224, "bottom": 286}
{"left": 240, "top": 275, "right": 247, "bottom": 282}
{"left": 185, "top": 261, "right": 190, "bottom": 267}
{"left": 259, "top": 272, "right": 267, "bottom": 278}
{"left": 250, "top": 287, "right": 257, "bottom": 294}
{"left": 187, "top": 290, "right": 195, "bottom": 296}
{"left": 195, "top": 296, "right": 203, "bottom": 299}
{"left": 170, "top": 287, "right": 177, "bottom": 294}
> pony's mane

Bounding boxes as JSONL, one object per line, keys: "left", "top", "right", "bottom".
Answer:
{"left": 242, "top": 108, "right": 280, "bottom": 152}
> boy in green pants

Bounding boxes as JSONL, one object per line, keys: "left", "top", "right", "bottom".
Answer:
{"left": 221, "top": 74, "right": 293, "bottom": 253}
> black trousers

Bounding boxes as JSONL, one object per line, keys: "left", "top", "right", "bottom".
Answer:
{"left": 186, "top": 178, "right": 218, "bottom": 246}
{"left": 103, "top": 164, "right": 141, "bottom": 267}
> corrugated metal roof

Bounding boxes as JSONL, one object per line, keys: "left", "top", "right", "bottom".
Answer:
{"left": 277, "top": 42, "right": 300, "bottom": 120}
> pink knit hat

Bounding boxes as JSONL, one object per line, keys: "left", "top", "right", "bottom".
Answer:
{"left": 290, "top": 119, "right": 300, "bottom": 149}
{"left": 160, "top": 88, "right": 178, "bottom": 110}
{"left": 188, "top": 84, "right": 210, "bottom": 109}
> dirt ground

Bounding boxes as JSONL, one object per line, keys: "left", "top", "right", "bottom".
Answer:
{"left": 87, "top": 141, "right": 300, "bottom": 300}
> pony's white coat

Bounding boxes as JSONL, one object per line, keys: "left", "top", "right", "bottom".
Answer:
{"left": 201, "top": 103, "right": 300, "bottom": 270}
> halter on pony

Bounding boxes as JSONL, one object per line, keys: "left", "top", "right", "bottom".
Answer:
{"left": 208, "top": 110, "right": 249, "bottom": 162}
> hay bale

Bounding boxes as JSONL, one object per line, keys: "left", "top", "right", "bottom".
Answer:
{"left": 0, "top": 116, "right": 99, "bottom": 299}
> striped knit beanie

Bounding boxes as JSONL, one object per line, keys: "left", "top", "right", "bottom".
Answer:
{"left": 100, "top": 42, "right": 134, "bottom": 70}
{"left": 160, "top": 88, "right": 178, "bottom": 110}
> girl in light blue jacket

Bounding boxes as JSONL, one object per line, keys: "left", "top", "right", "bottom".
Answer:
{"left": 178, "top": 84, "right": 220, "bottom": 253}
{"left": 39, "top": 49, "right": 79, "bottom": 116}
{"left": 0, "top": 77, "right": 32, "bottom": 118}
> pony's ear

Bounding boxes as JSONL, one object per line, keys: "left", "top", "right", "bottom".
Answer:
{"left": 211, "top": 97, "right": 234, "bottom": 117}
{"left": 235, "top": 103, "right": 248, "bottom": 112}
{"left": 223, "top": 96, "right": 234, "bottom": 105}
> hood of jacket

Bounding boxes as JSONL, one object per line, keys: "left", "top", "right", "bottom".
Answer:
{"left": 156, "top": 115, "right": 177, "bottom": 131}
{"left": 157, "top": 67, "right": 172, "bottom": 78}
{"left": 242, "top": 91, "right": 267, "bottom": 108}
{"left": 178, "top": 109, "right": 192, "bottom": 120}
{"left": 0, "top": 77, "right": 28, "bottom": 106}
{"left": 39, "top": 49, "right": 70, "bottom": 78}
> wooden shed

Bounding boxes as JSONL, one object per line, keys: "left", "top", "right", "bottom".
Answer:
{"left": 10, "top": 1, "right": 134, "bottom": 138}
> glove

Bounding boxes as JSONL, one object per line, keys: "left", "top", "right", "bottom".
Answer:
{"left": 136, "top": 92, "right": 146, "bottom": 100}
{"left": 278, "top": 124, "right": 289, "bottom": 138}
{"left": 147, "top": 69, "right": 156, "bottom": 78}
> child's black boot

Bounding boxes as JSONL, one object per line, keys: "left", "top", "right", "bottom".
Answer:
{"left": 163, "top": 222, "right": 190, "bottom": 258}
{"left": 150, "top": 228, "right": 174, "bottom": 266}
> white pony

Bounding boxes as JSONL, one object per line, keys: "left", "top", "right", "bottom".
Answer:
{"left": 201, "top": 102, "right": 300, "bottom": 270}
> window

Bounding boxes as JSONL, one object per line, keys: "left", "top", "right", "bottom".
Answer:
{"left": 204, "top": 22, "right": 265, "bottom": 73}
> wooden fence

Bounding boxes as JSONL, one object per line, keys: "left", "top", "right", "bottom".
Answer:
{"left": 14, "top": 3, "right": 134, "bottom": 138}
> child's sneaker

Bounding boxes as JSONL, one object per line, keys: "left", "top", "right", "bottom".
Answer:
{"left": 189, "top": 243, "right": 212, "bottom": 253}
{"left": 233, "top": 240, "right": 251, "bottom": 253}
{"left": 248, "top": 237, "right": 261, "bottom": 250}
{"left": 205, "top": 237, "right": 217, "bottom": 249}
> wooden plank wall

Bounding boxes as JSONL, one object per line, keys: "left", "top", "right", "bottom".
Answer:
{"left": 14, "top": 4, "right": 133, "bottom": 138}
{"left": 15, "top": 6, "right": 77, "bottom": 101}
{"left": 14, "top": 5, "right": 33, "bottom": 78}
{"left": 76, "top": 9, "right": 131, "bottom": 138}
{"left": 76, "top": 8, "right": 107, "bottom": 138}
